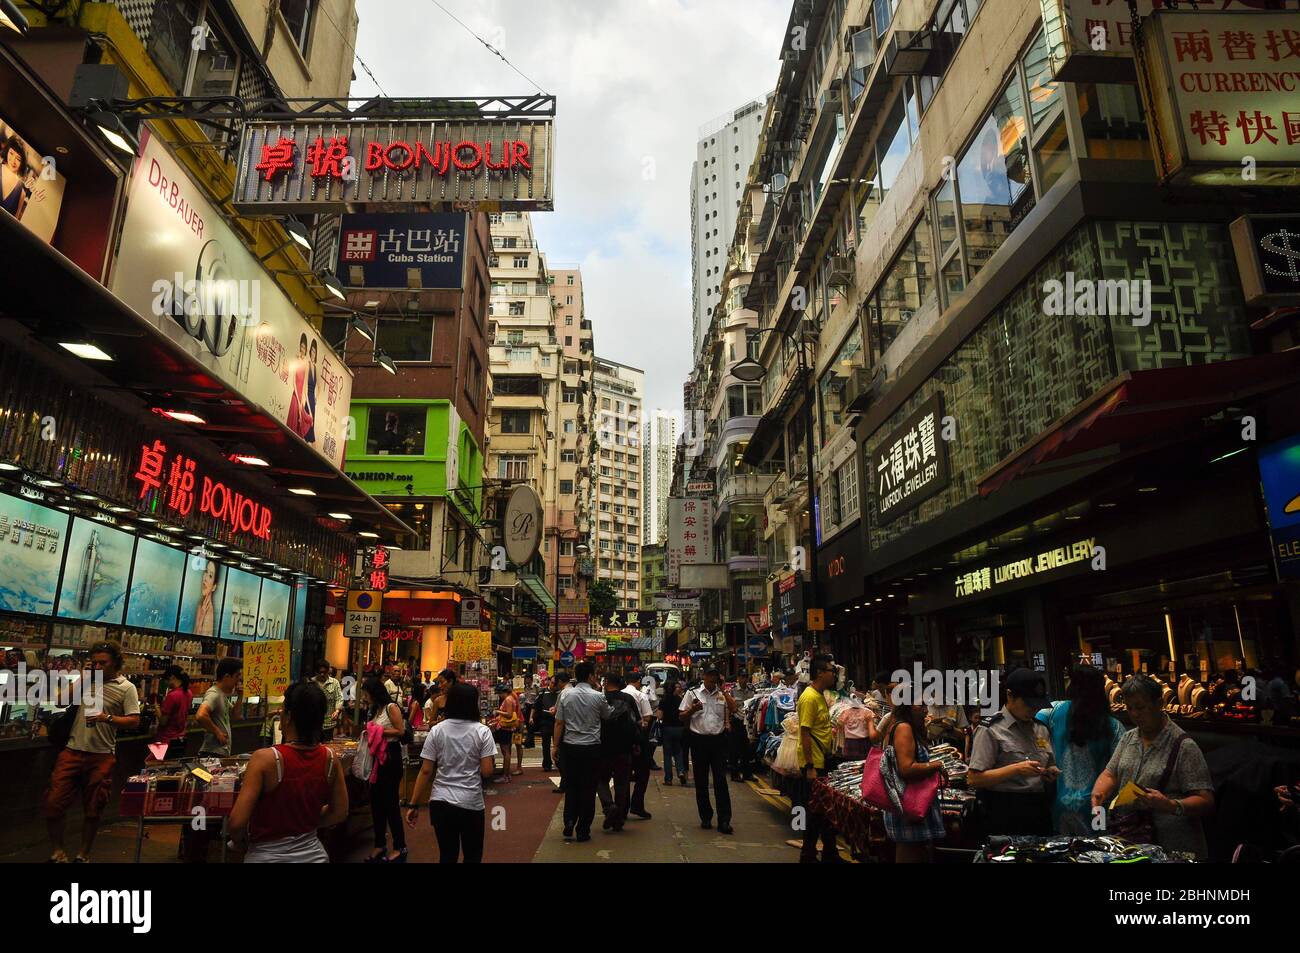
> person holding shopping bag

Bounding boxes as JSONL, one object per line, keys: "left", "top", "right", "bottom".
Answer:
{"left": 878, "top": 700, "right": 946, "bottom": 863}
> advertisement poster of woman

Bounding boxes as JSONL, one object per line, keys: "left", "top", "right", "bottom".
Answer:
{"left": 179, "top": 558, "right": 226, "bottom": 637}
{"left": 287, "top": 333, "right": 314, "bottom": 440}
{"left": 0, "top": 117, "right": 66, "bottom": 243}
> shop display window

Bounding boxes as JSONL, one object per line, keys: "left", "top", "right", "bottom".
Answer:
{"left": 366, "top": 407, "right": 427, "bottom": 456}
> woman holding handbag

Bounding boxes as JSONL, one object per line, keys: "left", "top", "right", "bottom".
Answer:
{"left": 360, "top": 677, "right": 408, "bottom": 862}
{"left": 880, "top": 702, "right": 946, "bottom": 863}
{"left": 491, "top": 686, "right": 524, "bottom": 781}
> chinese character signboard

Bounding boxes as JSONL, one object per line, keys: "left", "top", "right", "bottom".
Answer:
{"left": 667, "top": 496, "right": 715, "bottom": 586}
{"left": 111, "top": 129, "right": 354, "bottom": 470}
{"left": 1137, "top": 9, "right": 1300, "bottom": 186}
{"left": 870, "top": 393, "right": 949, "bottom": 525}
{"left": 1039, "top": 0, "right": 1157, "bottom": 81}
{"left": 1258, "top": 435, "right": 1300, "bottom": 580}
{"left": 338, "top": 213, "right": 466, "bottom": 289}
{"left": 234, "top": 118, "right": 555, "bottom": 214}
{"left": 953, "top": 539, "right": 1096, "bottom": 601}
{"left": 1229, "top": 214, "right": 1300, "bottom": 305}
{"left": 597, "top": 609, "right": 664, "bottom": 628}
{"left": 364, "top": 545, "right": 389, "bottom": 592}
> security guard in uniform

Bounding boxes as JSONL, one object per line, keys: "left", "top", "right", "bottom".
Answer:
{"left": 968, "top": 667, "right": 1059, "bottom": 836}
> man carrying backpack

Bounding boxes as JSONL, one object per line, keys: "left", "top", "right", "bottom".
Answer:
{"left": 596, "top": 672, "right": 639, "bottom": 832}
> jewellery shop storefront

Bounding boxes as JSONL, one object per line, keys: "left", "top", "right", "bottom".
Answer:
{"left": 0, "top": 46, "right": 408, "bottom": 850}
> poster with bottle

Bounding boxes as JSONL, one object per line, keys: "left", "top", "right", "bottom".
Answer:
{"left": 257, "top": 578, "right": 292, "bottom": 641}
{"left": 220, "top": 568, "right": 262, "bottom": 641}
{"left": 0, "top": 492, "right": 69, "bottom": 616}
{"left": 57, "top": 518, "right": 135, "bottom": 625}
{"left": 179, "top": 554, "right": 226, "bottom": 637}
{"left": 126, "top": 537, "right": 186, "bottom": 632}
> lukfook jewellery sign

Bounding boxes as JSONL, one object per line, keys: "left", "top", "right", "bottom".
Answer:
{"left": 232, "top": 118, "right": 555, "bottom": 214}
{"left": 870, "top": 393, "right": 950, "bottom": 525}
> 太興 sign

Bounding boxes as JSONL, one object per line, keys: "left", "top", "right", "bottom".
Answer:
{"left": 338, "top": 212, "right": 466, "bottom": 290}
{"left": 1137, "top": 9, "right": 1300, "bottom": 186}
{"left": 870, "top": 393, "right": 949, "bottom": 525}
{"left": 233, "top": 118, "right": 554, "bottom": 214}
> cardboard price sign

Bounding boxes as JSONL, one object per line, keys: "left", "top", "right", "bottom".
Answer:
{"left": 449, "top": 628, "right": 492, "bottom": 662}
{"left": 244, "top": 640, "right": 290, "bottom": 698}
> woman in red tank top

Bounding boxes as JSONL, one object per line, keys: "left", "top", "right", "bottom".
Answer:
{"left": 230, "top": 681, "right": 349, "bottom": 862}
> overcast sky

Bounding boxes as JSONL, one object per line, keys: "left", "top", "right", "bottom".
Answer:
{"left": 351, "top": 0, "right": 788, "bottom": 418}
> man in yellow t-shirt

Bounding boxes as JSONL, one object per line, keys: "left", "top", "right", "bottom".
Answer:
{"left": 795, "top": 657, "right": 841, "bottom": 863}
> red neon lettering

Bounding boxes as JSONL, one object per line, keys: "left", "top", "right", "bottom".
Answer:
{"left": 452, "top": 141, "right": 483, "bottom": 171}
{"left": 512, "top": 141, "right": 531, "bottom": 170}
{"left": 384, "top": 142, "right": 415, "bottom": 170}
{"left": 239, "top": 497, "right": 257, "bottom": 533}
{"left": 365, "top": 141, "right": 386, "bottom": 171}
{"left": 483, "top": 141, "right": 510, "bottom": 171}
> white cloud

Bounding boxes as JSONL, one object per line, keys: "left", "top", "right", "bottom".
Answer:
{"left": 353, "top": 0, "right": 787, "bottom": 416}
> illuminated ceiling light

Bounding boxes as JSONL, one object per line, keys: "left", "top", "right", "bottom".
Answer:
{"left": 1210, "top": 448, "right": 1247, "bottom": 464}
{"left": 75, "top": 494, "right": 97, "bottom": 501}
{"left": 349, "top": 314, "right": 375, "bottom": 342}
{"left": 363, "top": 299, "right": 381, "bottom": 309}
{"left": 87, "top": 111, "right": 138, "bottom": 156}
{"left": 0, "top": 0, "right": 31, "bottom": 34}
{"left": 285, "top": 217, "right": 312, "bottom": 252}
{"left": 109, "top": 506, "right": 132, "bottom": 514}
{"left": 358, "top": 531, "right": 380, "bottom": 539}
{"left": 137, "top": 517, "right": 157, "bottom": 524}
{"left": 377, "top": 350, "right": 397, "bottom": 375}
{"left": 188, "top": 534, "right": 206, "bottom": 541}
{"left": 321, "top": 273, "right": 346, "bottom": 301}
{"left": 156, "top": 408, "right": 207, "bottom": 425}
{"left": 329, "top": 512, "right": 352, "bottom": 521}
{"left": 231, "top": 454, "right": 270, "bottom": 467}
{"left": 1137, "top": 486, "right": 1158, "bottom": 493}
{"left": 59, "top": 341, "right": 113, "bottom": 361}
{"left": 288, "top": 488, "right": 316, "bottom": 497}
{"left": 1098, "top": 502, "right": 1118, "bottom": 508}
{"left": 0, "top": 462, "right": 19, "bottom": 471}
{"left": 38, "top": 480, "right": 63, "bottom": 488}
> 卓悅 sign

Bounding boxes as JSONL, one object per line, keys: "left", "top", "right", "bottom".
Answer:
{"left": 111, "top": 129, "right": 354, "bottom": 470}
{"left": 233, "top": 118, "right": 554, "bottom": 214}
{"left": 133, "top": 438, "right": 273, "bottom": 542}
{"left": 1258, "top": 434, "right": 1300, "bottom": 580}
{"left": 338, "top": 213, "right": 466, "bottom": 290}
{"left": 449, "top": 628, "right": 492, "bottom": 662}
{"left": 1137, "top": 9, "right": 1300, "bottom": 186}
{"left": 1229, "top": 214, "right": 1300, "bottom": 305}
{"left": 870, "top": 393, "right": 949, "bottom": 525}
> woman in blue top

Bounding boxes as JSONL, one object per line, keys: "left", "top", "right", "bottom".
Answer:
{"left": 1036, "top": 665, "right": 1124, "bottom": 835}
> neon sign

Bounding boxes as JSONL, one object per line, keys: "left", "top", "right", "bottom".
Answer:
{"left": 133, "top": 439, "right": 274, "bottom": 540}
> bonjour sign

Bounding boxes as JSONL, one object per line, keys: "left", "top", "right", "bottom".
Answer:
{"left": 232, "top": 119, "right": 555, "bottom": 214}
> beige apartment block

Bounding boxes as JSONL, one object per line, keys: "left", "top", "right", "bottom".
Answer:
{"left": 592, "top": 358, "right": 646, "bottom": 611}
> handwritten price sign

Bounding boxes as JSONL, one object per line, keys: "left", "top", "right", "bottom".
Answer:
{"left": 449, "top": 629, "right": 492, "bottom": 662}
{"left": 244, "top": 641, "right": 290, "bottom": 698}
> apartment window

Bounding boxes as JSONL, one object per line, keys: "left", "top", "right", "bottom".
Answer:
{"left": 366, "top": 407, "right": 426, "bottom": 456}
{"left": 565, "top": 317, "right": 574, "bottom": 326}
{"left": 600, "top": 483, "right": 612, "bottom": 495}
{"left": 375, "top": 314, "right": 435, "bottom": 362}
{"left": 279, "top": 0, "right": 317, "bottom": 55}
{"left": 508, "top": 302, "right": 526, "bottom": 316}
{"left": 558, "top": 575, "right": 574, "bottom": 591}
{"left": 601, "top": 398, "right": 611, "bottom": 410}
{"left": 563, "top": 388, "right": 578, "bottom": 403}
{"left": 955, "top": 77, "right": 1032, "bottom": 279}
{"left": 600, "top": 466, "right": 611, "bottom": 476}
{"left": 567, "top": 275, "right": 575, "bottom": 285}
{"left": 511, "top": 281, "right": 528, "bottom": 294}
{"left": 489, "top": 213, "right": 503, "bottom": 224}
{"left": 559, "top": 480, "right": 574, "bottom": 494}
{"left": 513, "top": 256, "right": 529, "bottom": 269}
{"left": 727, "top": 384, "right": 762, "bottom": 419}
{"left": 818, "top": 323, "right": 865, "bottom": 444}
{"left": 498, "top": 455, "right": 529, "bottom": 480}
{"left": 836, "top": 456, "right": 860, "bottom": 524}
{"left": 627, "top": 489, "right": 638, "bottom": 500}
{"left": 566, "top": 295, "right": 574, "bottom": 305}
{"left": 489, "top": 256, "right": 500, "bottom": 268}
{"left": 149, "top": 2, "right": 241, "bottom": 108}
{"left": 867, "top": 212, "right": 935, "bottom": 357}
{"left": 500, "top": 410, "right": 532, "bottom": 434}
{"left": 565, "top": 336, "right": 573, "bottom": 346}
{"left": 877, "top": 93, "right": 913, "bottom": 199}
{"left": 559, "top": 541, "right": 575, "bottom": 556}
{"left": 562, "top": 450, "right": 577, "bottom": 463}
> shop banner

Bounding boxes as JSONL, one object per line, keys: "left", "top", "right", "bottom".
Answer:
{"left": 57, "top": 518, "right": 135, "bottom": 625}
{"left": 338, "top": 212, "right": 466, "bottom": 289}
{"left": 243, "top": 640, "right": 290, "bottom": 699}
{"left": 871, "top": 393, "right": 949, "bottom": 525}
{"left": 232, "top": 118, "right": 555, "bottom": 214}
{"left": 0, "top": 113, "right": 67, "bottom": 244}
{"left": 818, "top": 521, "right": 864, "bottom": 609}
{"left": 126, "top": 537, "right": 186, "bottom": 632}
{"left": 110, "top": 129, "right": 354, "bottom": 470}
{"left": 1259, "top": 434, "right": 1300, "bottom": 580}
{"left": 0, "top": 492, "right": 68, "bottom": 616}
{"left": 666, "top": 497, "right": 714, "bottom": 586}
{"left": 179, "top": 556, "right": 226, "bottom": 637}
{"left": 1138, "top": 9, "right": 1300, "bottom": 185}
{"left": 449, "top": 628, "right": 492, "bottom": 662}
{"left": 382, "top": 597, "right": 456, "bottom": 626}
{"left": 220, "top": 568, "right": 263, "bottom": 642}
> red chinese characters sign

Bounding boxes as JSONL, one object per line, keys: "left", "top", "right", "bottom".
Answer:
{"left": 1139, "top": 9, "right": 1300, "bottom": 184}
{"left": 133, "top": 439, "right": 274, "bottom": 541}
{"left": 234, "top": 119, "right": 555, "bottom": 214}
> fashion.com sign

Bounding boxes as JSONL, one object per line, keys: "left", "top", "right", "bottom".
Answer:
{"left": 0, "top": 666, "right": 104, "bottom": 709}
{"left": 890, "top": 663, "right": 1000, "bottom": 716}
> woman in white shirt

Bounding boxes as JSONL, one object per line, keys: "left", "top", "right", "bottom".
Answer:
{"left": 405, "top": 682, "right": 496, "bottom": 863}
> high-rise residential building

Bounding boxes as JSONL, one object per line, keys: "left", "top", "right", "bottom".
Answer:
{"left": 593, "top": 358, "right": 646, "bottom": 611}
{"left": 690, "top": 97, "right": 767, "bottom": 356}
{"left": 549, "top": 266, "right": 598, "bottom": 638}
{"left": 642, "top": 411, "right": 676, "bottom": 546}
{"left": 486, "top": 212, "right": 565, "bottom": 653}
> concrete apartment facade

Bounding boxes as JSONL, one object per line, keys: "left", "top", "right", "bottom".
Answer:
{"left": 593, "top": 358, "right": 646, "bottom": 611}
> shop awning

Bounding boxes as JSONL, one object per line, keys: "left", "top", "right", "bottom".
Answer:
{"left": 518, "top": 572, "right": 556, "bottom": 612}
{"left": 0, "top": 209, "right": 413, "bottom": 540}
{"left": 978, "top": 351, "right": 1300, "bottom": 497}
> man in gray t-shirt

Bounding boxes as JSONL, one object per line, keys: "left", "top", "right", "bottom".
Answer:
{"left": 197, "top": 658, "right": 242, "bottom": 756}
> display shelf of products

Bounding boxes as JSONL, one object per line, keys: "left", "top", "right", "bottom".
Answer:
{"left": 976, "top": 834, "right": 1194, "bottom": 864}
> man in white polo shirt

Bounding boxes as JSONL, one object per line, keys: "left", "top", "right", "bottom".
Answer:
{"left": 681, "top": 667, "right": 736, "bottom": 834}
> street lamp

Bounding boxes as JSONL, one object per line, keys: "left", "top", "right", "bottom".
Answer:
{"left": 731, "top": 327, "right": 823, "bottom": 648}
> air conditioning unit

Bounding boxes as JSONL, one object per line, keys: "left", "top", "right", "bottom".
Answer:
{"left": 818, "top": 88, "right": 841, "bottom": 114}
{"left": 885, "top": 30, "right": 938, "bottom": 77}
{"left": 844, "top": 366, "right": 874, "bottom": 413}
{"left": 827, "top": 255, "right": 854, "bottom": 287}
